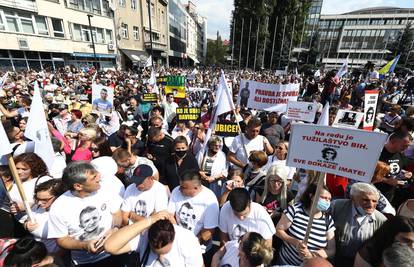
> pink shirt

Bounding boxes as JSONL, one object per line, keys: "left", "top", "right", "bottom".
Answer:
{"left": 71, "top": 146, "right": 92, "bottom": 161}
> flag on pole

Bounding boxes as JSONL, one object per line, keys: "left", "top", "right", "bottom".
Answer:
{"left": 0, "top": 121, "right": 12, "bottom": 157}
{"left": 24, "top": 82, "right": 55, "bottom": 169}
{"left": 145, "top": 55, "right": 152, "bottom": 68}
{"left": 148, "top": 69, "right": 159, "bottom": 94}
{"left": 335, "top": 58, "right": 348, "bottom": 79}
{"left": 91, "top": 71, "right": 98, "bottom": 84}
{"left": 318, "top": 103, "right": 330, "bottom": 126}
{"left": 0, "top": 72, "right": 8, "bottom": 92}
{"left": 379, "top": 54, "right": 400, "bottom": 78}
{"left": 314, "top": 69, "right": 321, "bottom": 78}
{"left": 205, "top": 71, "right": 235, "bottom": 146}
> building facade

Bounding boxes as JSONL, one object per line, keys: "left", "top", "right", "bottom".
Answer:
{"left": 184, "top": 0, "right": 206, "bottom": 65}
{"left": 318, "top": 7, "right": 414, "bottom": 69}
{"left": 114, "top": 0, "right": 168, "bottom": 70}
{"left": 0, "top": 0, "right": 117, "bottom": 71}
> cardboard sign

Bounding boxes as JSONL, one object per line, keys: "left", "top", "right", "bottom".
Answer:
{"left": 333, "top": 110, "right": 364, "bottom": 129}
{"left": 286, "top": 101, "right": 317, "bottom": 122}
{"left": 92, "top": 83, "right": 114, "bottom": 114}
{"left": 157, "top": 76, "right": 167, "bottom": 85}
{"left": 286, "top": 124, "right": 387, "bottom": 182}
{"left": 165, "top": 76, "right": 186, "bottom": 98}
{"left": 142, "top": 93, "right": 158, "bottom": 103}
{"left": 237, "top": 79, "right": 299, "bottom": 112}
{"left": 176, "top": 107, "right": 200, "bottom": 122}
{"left": 214, "top": 122, "right": 240, "bottom": 137}
{"left": 363, "top": 90, "right": 379, "bottom": 131}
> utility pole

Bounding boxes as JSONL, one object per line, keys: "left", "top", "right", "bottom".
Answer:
{"left": 87, "top": 14, "right": 99, "bottom": 70}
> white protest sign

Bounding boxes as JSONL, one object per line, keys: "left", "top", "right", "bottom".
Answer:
{"left": 275, "top": 69, "right": 287, "bottom": 76}
{"left": 237, "top": 79, "right": 299, "bottom": 112}
{"left": 92, "top": 83, "right": 114, "bottom": 114}
{"left": 363, "top": 90, "right": 379, "bottom": 131}
{"left": 286, "top": 124, "right": 387, "bottom": 182}
{"left": 286, "top": 101, "right": 317, "bottom": 122}
{"left": 332, "top": 109, "right": 364, "bottom": 129}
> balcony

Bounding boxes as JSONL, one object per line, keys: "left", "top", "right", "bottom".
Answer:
{"left": 144, "top": 40, "right": 167, "bottom": 51}
{"left": 0, "top": 0, "right": 38, "bottom": 12}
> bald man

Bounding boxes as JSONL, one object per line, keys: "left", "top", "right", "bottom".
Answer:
{"left": 302, "top": 257, "right": 333, "bottom": 267}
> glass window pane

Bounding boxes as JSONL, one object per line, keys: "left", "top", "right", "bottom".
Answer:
{"left": 13, "top": 60, "right": 27, "bottom": 71}
{"left": 73, "top": 24, "right": 82, "bottom": 40}
{"left": 28, "top": 60, "right": 41, "bottom": 71}
{"left": 10, "top": 50, "right": 24, "bottom": 58}
{"left": 97, "top": 28, "right": 104, "bottom": 43}
{"left": 0, "top": 50, "right": 9, "bottom": 58}
{"left": 25, "top": 51, "right": 38, "bottom": 59}
{"left": 40, "top": 52, "right": 51, "bottom": 59}
{"left": 106, "top": 29, "right": 113, "bottom": 42}
{"left": 0, "top": 59, "right": 12, "bottom": 71}
{"left": 7, "top": 17, "right": 19, "bottom": 32}
{"left": 21, "top": 19, "right": 34, "bottom": 34}
{"left": 35, "top": 16, "right": 48, "bottom": 35}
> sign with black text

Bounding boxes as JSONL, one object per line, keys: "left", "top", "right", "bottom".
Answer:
{"left": 286, "top": 124, "right": 387, "bottom": 182}
{"left": 141, "top": 93, "right": 158, "bottom": 103}
{"left": 363, "top": 90, "right": 379, "bottom": 131}
{"left": 286, "top": 101, "right": 317, "bottom": 122}
{"left": 333, "top": 109, "right": 364, "bottom": 129}
{"left": 214, "top": 122, "right": 240, "bottom": 137}
{"left": 176, "top": 107, "right": 200, "bottom": 122}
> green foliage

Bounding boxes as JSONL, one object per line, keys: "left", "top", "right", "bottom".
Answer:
{"left": 206, "top": 33, "right": 228, "bottom": 65}
{"left": 387, "top": 23, "right": 414, "bottom": 69}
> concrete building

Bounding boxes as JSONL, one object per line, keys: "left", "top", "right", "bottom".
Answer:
{"left": 184, "top": 0, "right": 206, "bottom": 65}
{"left": 115, "top": 0, "right": 168, "bottom": 70}
{"left": 318, "top": 7, "right": 414, "bottom": 69}
{"left": 0, "top": 0, "right": 117, "bottom": 71}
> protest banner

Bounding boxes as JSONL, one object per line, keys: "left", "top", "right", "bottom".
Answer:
{"left": 332, "top": 109, "right": 364, "bottom": 129}
{"left": 214, "top": 122, "right": 240, "bottom": 137}
{"left": 237, "top": 79, "right": 299, "bottom": 112}
{"left": 157, "top": 76, "right": 167, "bottom": 86}
{"left": 286, "top": 124, "right": 387, "bottom": 183}
{"left": 92, "top": 83, "right": 114, "bottom": 114}
{"left": 286, "top": 101, "right": 317, "bottom": 122}
{"left": 363, "top": 90, "right": 379, "bottom": 131}
{"left": 275, "top": 69, "right": 287, "bottom": 76}
{"left": 176, "top": 107, "right": 201, "bottom": 122}
{"left": 165, "top": 76, "right": 186, "bottom": 98}
{"left": 141, "top": 93, "right": 158, "bottom": 103}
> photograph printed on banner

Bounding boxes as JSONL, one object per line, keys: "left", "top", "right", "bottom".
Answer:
{"left": 332, "top": 109, "right": 364, "bottom": 129}
{"left": 92, "top": 84, "right": 114, "bottom": 115}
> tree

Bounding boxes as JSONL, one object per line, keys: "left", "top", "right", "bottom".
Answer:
{"left": 231, "top": 0, "right": 312, "bottom": 70}
{"left": 387, "top": 23, "right": 414, "bottom": 69}
{"left": 206, "top": 32, "right": 228, "bottom": 65}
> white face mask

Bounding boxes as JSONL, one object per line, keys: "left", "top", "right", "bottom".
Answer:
{"left": 127, "top": 114, "right": 134, "bottom": 120}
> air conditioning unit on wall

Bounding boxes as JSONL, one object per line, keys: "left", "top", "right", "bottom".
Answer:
{"left": 18, "top": 38, "right": 29, "bottom": 49}
{"left": 108, "top": 43, "right": 115, "bottom": 50}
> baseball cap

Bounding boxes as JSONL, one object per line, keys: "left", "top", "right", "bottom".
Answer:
{"left": 131, "top": 164, "right": 153, "bottom": 185}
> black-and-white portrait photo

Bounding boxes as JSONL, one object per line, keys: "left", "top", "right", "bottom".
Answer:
{"left": 178, "top": 202, "right": 196, "bottom": 231}
{"left": 134, "top": 199, "right": 147, "bottom": 217}
{"left": 78, "top": 206, "right": 104, "bottom": 241}
{"left": 231, "top": 224, "right": 248, "bottom": 241}
{"left": 365, "top": 107, "right": 375, "bottom": 124}
{"left": 321, "top": 147, "right": 338, "bottom": 161}
{"left": 338, "top": 112, "right": 357, "bottom": 125}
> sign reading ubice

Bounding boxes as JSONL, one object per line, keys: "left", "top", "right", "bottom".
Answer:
{"left": 286, "top": 124, "right": 387, "bottom": 183}
{"left": 214, "top": 122, "right": 239, "bottom": 137}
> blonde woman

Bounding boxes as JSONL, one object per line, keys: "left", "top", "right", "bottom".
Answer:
{"left": 256, "top": 165, "right": 294, "bottom": 222}
{"left": 71, "top": 128, "right": 97, "bottom": 161}
{"left": 265, "top": 141, "right": 296, "bottom": 182}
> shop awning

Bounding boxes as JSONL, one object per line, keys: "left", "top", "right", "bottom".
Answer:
{"left": 71, "top": 52, "right": 116, "bottom": 59}
{"left": 120, "top": 49, "right": 148, "bottom": 63}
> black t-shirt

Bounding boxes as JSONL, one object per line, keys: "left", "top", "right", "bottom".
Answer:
{"left": 161, "top": 153, "right": 199, "bottom": 191}
{"left": 147, "top": 135, "right": 174, "bottom": 161}
{"left": 379, "top": 147, "right": 410, "bottom": 178}
{"left": 262, "top": 190, "right": 294, "bottom": 214}
{"left": 108, "top": 132, "right": 124, "bottom": 148}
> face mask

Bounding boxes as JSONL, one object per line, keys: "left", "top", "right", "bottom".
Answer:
{"left": 175, "top": 150, "right": 187, "bottom": 158}
{"left": 317, "top": 198, "right": 330, "bottom": 211}
{"left": 356, "top": 206, "right": 367, "bottom": 216}
{"left": 127, "top": 114, "right": 134, "bottom": 120}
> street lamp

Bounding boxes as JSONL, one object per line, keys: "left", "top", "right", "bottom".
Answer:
{"left": 87, "top": 14, "right": 99, "bottom": 70}
{"left": 147, "top": 0, "right": 154, "bottom": 67}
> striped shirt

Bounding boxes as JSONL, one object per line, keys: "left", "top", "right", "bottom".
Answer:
{"left": 279, "top": 203, "right": 335, "bottom": 266}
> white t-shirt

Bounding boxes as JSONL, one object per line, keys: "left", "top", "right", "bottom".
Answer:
{"left": 9, "top": 176, "right": 52, "bottom": 204}
{"left": 220, "top": 240, "right": 240, "bottom": 267}
{"left": 48, "top": 190, "right": 120, "bottom": 265}
{"left": 163, "top": 101, "right": 178, "bottom": 123}
{"left": 219, "top": 202, "right": 276, "bottom": 241}
{"left": 230, "top": 134, "right": 265, "bottom": 166}
{"left": 49, "top": 152, "right": 67, "bottom": 179}
{"left": 125, "top": 156, "right": 158, "bottom": 181}
{"left": 121, "top": 180, "right": 168, "bottom": 219}
{"left": 130, "top": 225, "right": 203, "bottom": 267}
{"left": 168, "top": 186, "right": 219, "bottom": 236}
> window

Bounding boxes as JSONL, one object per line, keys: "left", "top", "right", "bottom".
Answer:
{"left": 96, "top": 28, "right": 104, "bottom": 43}
{"left": 131, "top": 0, "right": 136, "bottom": 10}
{"left": 121, "top": 23, "right": 128, "bottom": 38}
{"left": 151, "top": 3, "right": 155, "bottom": 16}
{"left": 106, "top": 29, "right": 113, "bottom": 42}
{"left": 133, "top": 26, "right": 139, "bottom": 40}
{"left": 119, "top": 0, "right": 125, "bottom": 7}
{"left": 35, "top": 16, "right": 48, "bottom": 35}
{"left": 81, "top": 26, "right": 91, "bottom": 41}
{"left": 51, "top": 18, "right": 64, "bottom": 38}
{"left": 73, "top": 24, "right": 82, "bottom": 40}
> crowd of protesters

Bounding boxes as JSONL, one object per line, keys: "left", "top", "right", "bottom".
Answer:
{"left": 0, "top": 64, "right": 413, "bottom": 267}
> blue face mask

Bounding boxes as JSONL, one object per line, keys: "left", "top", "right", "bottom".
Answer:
{"left": 317, "top": 198, "right": 331, "bottom": 211}
{"left": 356, "top": 206, "right": 367, "bottom": 216}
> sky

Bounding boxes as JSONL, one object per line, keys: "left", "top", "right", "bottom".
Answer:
{"left": 188, "top": 0, "right": 414, "bottom": 40}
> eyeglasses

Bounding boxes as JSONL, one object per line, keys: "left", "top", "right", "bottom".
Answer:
{"left": 276, "top": 146, "right": 284, "bottom": 150}
{"left": 90, "top": 147, "right": 99, "bottom": 152}
{"left": 270, "top": 179, "right": 283, "bottom": 184}
{"left": 35, "top": 196, "right": 54, "bottom": 203}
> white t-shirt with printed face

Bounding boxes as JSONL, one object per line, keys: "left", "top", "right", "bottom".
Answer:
{"left": 219, "top": 202, "right": 276, "bottom": 241}
{"left": 121, "top": 180, "right": 168, "bottom": 219}
{"left": 230, "top": 134, "right": 265, "bottom": 165}
{"left": 168, "top": 186, "right": 219, "bottom": 236}
{"left": 48, "top": 190, "right": 120, "bottom": 265}
{"left": 130, "top": 225, "right": 203, "bottom": 267}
